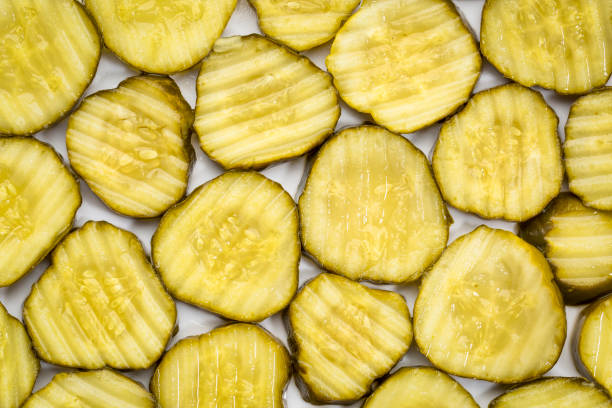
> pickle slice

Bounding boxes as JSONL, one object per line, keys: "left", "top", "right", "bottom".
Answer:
{"left": 152, "top": 171, "right": 299, "bottom": 322}
{"left": 481, "top": 0, "right": 612, "bottom": 95}
{"left": 489, "top": 377, "right": 612, "bottom": 408}
{"left": 85, "top": 0, "right": 237, "bottom": 74}
{"left": 0, "top": 138, "right": 80, "bottom": 286}
{"left": 195, "top": 35, "right": 339, "bottom": 169}
{"left": 0, "top": 0, "right": 101, "bottom": 136}
{"left": 565, "top": 88, "right": 612, "bottom": 210}
{"left": 326, "top": 0, "right": 481, "bottom": 133}
{"left": 299, "top": 125, "right": 449, "bottom": 283}
{"left": 0, "top": 302, "right": 39, "bottom": 408}
{"left": 432, "top": 83, "right": 563, "bottom": 222}
{"left": 520, "top": 193, "right": 612, "bottom": 304}
{"left": 249, "top": 0, "right": 360, "bottom": 51}
{"left": 414, "top": 226, "right": 566, "bottom": 383}
{"left": 24, "top": 221, "right": 176, "bottom": 370}
{"left": 23, "top": 370, "right": 154, "bottom": 408}
{"left": 151, "top": 323, "right": 290, "bottom": 408}
{"left": 287, "top": 273, "right": 413, "bottom": 404}
{"left": 67, "top": 75, "right": 194, "bottom": 218}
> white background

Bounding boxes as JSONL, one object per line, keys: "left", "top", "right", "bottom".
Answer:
{"left": 0, "top": 1, "right": 598, "bottom": 406}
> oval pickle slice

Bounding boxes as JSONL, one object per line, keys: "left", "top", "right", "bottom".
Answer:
{"left": 23, "top": 370, "right": 155, "bottom": 408}
{"left": 481, "top": 0, "right": 612, "bottom": 95}
{"left": 152, "top": 171, "right": 299, "bottom": 322}
{"left": 85, "top": 0, "right": 237, "bottom": 74}
{"left": 362, "top": 367, "right": 478, "bottom": 408}
{"left": 0, "top": 138, "right": 80, "bottom": 286}
{"left": 249, "top": 0, "right": 360, "bottom": 51}
{"left": 326, "top": 0, "right": 481, "bottom": 133}
{"left": 287, "top": 273, "right": 413, "bottom": 404}
{"left": 414, "top": 226, "right": 566, "bottom": 383}
{"left": 433, "top": 83, "right": 563, "bottom": 222}
{"left": 195, "top": 35, "right": 339, "bottom": 169}
{"left": 24, "top": 221, "right": 176, "bottom": 370}
{"left": 151, "top": 323, "right": 290, "bottom": 408}
{"left": 0, "top": 302, "right": 39, "bottom": 408}
{"left": 0, "top": 0, "right": 101, "bottom": 136}
{"left": 67, "top": 75, "right": 194, "bottom": 218}
{"left": 299, "top": 125, "right": 450, "bottom": 283}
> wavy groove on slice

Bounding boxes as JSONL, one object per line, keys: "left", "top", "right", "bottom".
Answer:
{"left": 578, "top": 295, "right": 612, "bottom": 395}
{"left": 151, "top": 323, "right": 290, "bottom": 408}
{"left": 433, "top": 83, "right": 563, "bottom": 221}
{"left": 23, "top": 370, "right": 154, "bottom": 408}
{"left": 287, "top": 273, "right": 413, "bottom": 404}
{"left": 414, "top": 226, "right": 566, "bottom": 383}
{"left": 326, "top": 0, "right": 481, "bottom": 133}
{"left": 24, "top": 221, "right": 176, "bottom": 370}
{"left": 67, "top": 75, "right": 194, "bottom": 218}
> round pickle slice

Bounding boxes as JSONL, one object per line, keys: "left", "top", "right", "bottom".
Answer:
{"left": 0, "top": 138, "right": 80, "bottom": 287}
{"left": 249, "top": 0, "right": 360, "bottom": 51}
{"left": 414, "top": 226, "right": 566, "bottom": 383}
{"left": 362, "top": 367, "right": 478, "bottom": 408}
{"left": 326, "top": 0, "right": 481, "bottom": 133}
{"left": 151, "top": 323, "right": 290, "bottom": 408}
{"left": 23, "top": 370, "right": 155, "bottom": 408}
{"left": 299, "top": 125, "right": 449, "bottom": 283}
{"left": 432, "top": 83, "right": 563, "bottom": 222}
{"left": 481, "top": 0, "right": 612, "bottom": 95}
{"left": 152, "top": 171, "right": 299, "bottom": 322}
{"left": 0, "top": 302, "right": 39, "bottom": 408}
{"left": 85, "top": 0, "right": 237, "bottom": 74}
{"left": 520, "top": 193, "right": 612, "bottom": 304}
{"left": 565, "top": 88, "right": 612, "bottom": 210}
{"left": 24, "top": 221, "right": 176, "bottom": 370}
{"left": 195, "top": 35, "right": 339, "bottom": 169}
{"left": 287, "top": 273, "right": 413, "bottom": 404}
{"left": 0, "top": 0, "right": 101, "bottom": 136}
{"left": 67, "top": 75, "right": 194, "bottom": 218}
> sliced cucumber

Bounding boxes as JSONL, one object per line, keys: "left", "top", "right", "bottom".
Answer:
{"left": 432, "top": 83, "right": 563, "bottom": 222}
{"left": 195, "top": 35, "right": 339, "bottom": 169}
{"left": 287, "top": 273, "right": 413, "bottom": 404}
{"left": 67, "top": 75, "right": 194, "bottom": 218}
{"left": 151, "top": 323, "right": 290, "bottom": 408}
{"left": 152, "top": 171, "right": 299, "bottom": 322}
{"left": 24, "top": 221, "right": 176, "bottom": 370}
{"left": 0, "top": 0, "right": 101, "bottom": 136}
{"left": 0, "top": 138, "right": 80, "bottom": 286}
{"left": 326, "top": 0, "right": 481, "bottom": 133}
{"left": 299, "top": 125, "right": 450, "bottom": 283}
{"left": 414, "top": 226, "right": 566, "bottom": 383}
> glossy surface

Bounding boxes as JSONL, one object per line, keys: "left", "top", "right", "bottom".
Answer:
{"left": 578, "top": 296, "right": 612, "bottom": 395}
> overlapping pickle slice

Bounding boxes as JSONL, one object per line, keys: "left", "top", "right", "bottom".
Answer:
{"left": 565, "top": 88, "right": 612, "bottom": 210}
{"left": 0, "top": 0, "right": 100, "bottom": 136}
{"left": 481, "top": 0, "right": 612, "bottom": 94}
{"left": 0, "top": 138, "right": 80, "bottom": 286}
{"left": 287, "top": 273, "right": 413, "bottom": 403}
{"left": 414, "top": 226, "right": 566, "bottom": 383}
{"left": 67, "top": 75, "right": 194, "bottom": 218}
{"left": 23, "top": 370, "right": 154, "bottom": 408}
{"left": 433, "top": 83, "right": 563, "bottom": 222}
{"left": 489, "top": 377, "right": 612, "bottom": 408}
{"left": 520, "top": 193, "right": 612, "bottom": 304}
{"left": 249, "top": 0, "right": 360, "bottom": 51}
{"left": 362, "top": 367, "right": 478, "bottom": 408}
{"left": 195, "top": 35, "right": 339, "bottom": 169}
{"left": 299, "top": 126, "right": 449, "bottom": 283}
{"left": 326, "top": 0, "right": 481, "bottom": 133}
{"left": 24, "top": 221, "right": 176, "bottom": 370}
{"left": 151, "top": 323, "right": 290, "bottom": 408}
{"left": 85, "top": 0, "right": 236, "bottom": 74}
{"left": 153, "top": 171, "right": 299, "bottom": 322}
{"left": 0, "top": 302, "right": 39, "bottom": 408}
